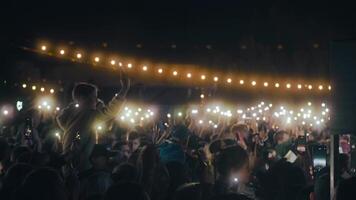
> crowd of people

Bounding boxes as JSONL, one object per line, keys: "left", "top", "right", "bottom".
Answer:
{"left": 0, "top": 78, "right": 355, "bottom": 200}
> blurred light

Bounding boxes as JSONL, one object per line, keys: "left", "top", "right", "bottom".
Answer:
{"left": 3, "top": 110, "right": 8, "bottom": 116}
{"left": 56, "top": 107, "right": 60, "bottom": 111}
{"left": 94, "top": 57, "right": 100, "bottom": 62}
{"left": 286, "top": 83, "right": 291, "bottom": 89}
{"left": 75, "top": 103, "right": 79, "bottom": 108}
{"left": 16, "top": 101, "right": 23, "bottom": 111}
{"left": 50, "top": 89, "right": 54, "bottom": 94}
{"left": 321, "top": 103, "right": 326, "bottom": 107}
{"left": 239, "top": 80, "right": 244, "bottom": 85}
{"left": 199, "top": 120, "right": 204, "bottom": 124}
{"left": 41, "top": 45, "right": 47, "bottom": 51}
{"left": 178, "top": 112, "right": 182, "bottom": 117}
{"left": 167, "top": 113, "right": 171, "bottom": 118}
{"left": 213, "top": 76, "right": 219, "bottom": 82}
{"left": 269, "top": 104, "right": 273, "bottom": 107}
{"left": 142, "top": 66, "right": 148, "bottom": 71}
{"left": 22, "top": 84, "right": 27, "bottom": 88}
{"left": 40, "top": 87, "right": 45, "bottom": 92}
{"left": 264, "top": 82, "right": 268, "bottom": 87}
{"left": 318, "top": 85, "right": 323, "bottom": 90}
{"left": 32, "top": 85, "right": 37, "bottom": 90}
{"left": 227, "top": 78, "right": 232, "bottom": 83}
{"left": 127, "top": 63, "right": 132, "bottom": 68}
{"left": 201, "top": 75, "right": 206, "bottom": 80}
{"left": 192, "top": 109, "right": 198, "bottom": 114}
{"left": 237, "top": 109, "right": 243, "bottom": 114}
{"left": 200, "top": 94, "right": 205, "bottom": 99}
{"left": 308, "top": 102, "right": 312, "bottom": 106}
{"left": 158, "top": 68, "right": 163, "bottom": 74}
{"left": 328, "top": 85, "right": 332, "bottom": 90}
{"left": 308, "top": 85, "right": 313, "bottom": 90}
{"left": 76, "top": 53, "right": 82, "bottom": 59}
{"left": 119, "top": 62, "right": 123, "bottom": 67}
{"left": 275, "top": 83, "right": 280, "bottom": 88}
{"left": 173, "top": 71, "right": 178, "bottom": 76}
{"left": 59, "top": 49, "right": 65, "bottom": 55}
{"left": 251, "top": 81, "right": 256, "bottom": 86}
{"left": 97, "top": 125, "right": 103, "bottom": 131}
{"left": 297, "top": 84, "right": 302, "bottom": 89}
{"left": 110, "top": 60, "right": 116, "bottom": 65}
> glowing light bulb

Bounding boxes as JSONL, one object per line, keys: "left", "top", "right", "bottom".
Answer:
{"left": 127, "top": 63, "right": 132, "bottom": 68}
{"left": 201, "top": 75, "right": 206, "bottom": 80}
{"left": 186, "top": 73, "right": 192, "bottom": 78}
{"left": 318, "top": 85, "right": 323, "bottom": 90}
{"left": 275, "top": 83, "right": 280, "bottom": 88}
{"left": 308, "top": 102, "right": 312, "bottom": 106}
{"left": 142, "top": 66, "right": 148, "bottom": 71}
{"left": 173, "top": 71, "right": 178, "bottom": 76}
{"left": 94, "top": 57, "right": 100, "bottom": 62}
{"left": 59, "top": 49, "right": 65, "bottom": 55}
{"left": 76, "top": 53, "right": 82, "bottom": 59}
{"left": 178, "top": 112, "right": 182, "bottom": 117}
{"left": 75, "top": 103, "right": 79, "bottom": 108}
{"left": 110, "top": 60, "right": 116, "bottom": 65}
{"left": 227, "top": 78, "right": 232, "bottom": 83}
{"left": 239, "top": 80, "right": 244, "bottom": 85}
{"left": 50, "top": 89, "right": 54, "bottom": 94}
{"left": 213, "top": 76, "right": 219, "bottom": 82}
{"left": 286, "top": 83, "right": 291, "bottom": 89}
{"left": 3, "top": 110, "right": 8, "bottom": 115}
{"left": 167, "top": 113, "right": 171, "bottom": 118}
{"left": 297, "top": 84, "right": 302, "bottom": 89}
{"left": 40, "top": 87, "right": 45, "bottom": 92}
{"left": 41, "top": 45, "right": 47, "bottom": 51}
{"left": 308, "top": 85, "right": 313, "bottom": 90}
{"left": 251, "top": 81, "right": 256, "bottom": 86}
{"left": 22, "top": 84, "right": 27, "bottom": 88}
{"left": 158, "top": 68, "right": 163, "bottom": 74}
{"left": 328, "top": 85, "right": 331, "bottom": 90}
{"left": 200, "top": 94, "right": 205, "bottom": 99}
{"left": 264, "top": 82, "right": 268, "bottom": 87}
{"left": 32, "top": 85, "right": 36, "bottom": 90}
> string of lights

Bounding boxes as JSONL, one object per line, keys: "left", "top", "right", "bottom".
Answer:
{"left": 27, "top": 42, "right": 332, "bottom": 94}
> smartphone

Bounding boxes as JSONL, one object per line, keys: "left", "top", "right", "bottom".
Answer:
{"left": 296, "top": 136, "right": 306, "bottom": 153}
{"left": 312, "top": 145, "right": 327, "bottom": 171}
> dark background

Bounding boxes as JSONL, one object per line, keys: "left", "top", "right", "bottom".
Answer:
{"left": 1, "top": 0, "right": 356, "bottom": 104}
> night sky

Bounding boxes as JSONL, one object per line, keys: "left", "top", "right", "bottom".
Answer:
{"left": 1, "top": 0, "right": 356, "bottom": 99}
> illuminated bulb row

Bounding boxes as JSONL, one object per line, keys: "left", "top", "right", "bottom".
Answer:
{"left": 40, "top": 44, "right": 331, "bottom": 91}
{"left": 22, "top": 83, "right": 55, "bottom": 94}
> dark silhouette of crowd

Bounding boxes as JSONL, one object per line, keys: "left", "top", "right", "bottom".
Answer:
{"left": 0, "top": 80, "right": 355, "bottom": 200}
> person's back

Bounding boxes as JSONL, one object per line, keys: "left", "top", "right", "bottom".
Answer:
{"left": 335, "top": 176, "right": 356, "bottom": 200}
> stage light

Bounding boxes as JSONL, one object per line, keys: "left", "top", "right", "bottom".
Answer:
{"left": 201, "top": 75, "right": 206, "bottom": 80}
{"left": 76, "top": 53, "right": 82, "bottom": 59}
{"left": 94, "top": 57, "right": 100, "bottom": 62}
{"left": 264, "top": 82, "right": 268, "bottom": 87}
{"left": 186, "top": 73, "right": 192, "bottom": 78}
{"left": 227, "top": 78, "right": 232, "bottom": 83}
{"left": 50, "top": 89, "right": 54, "bottom": 94}
{"left": 32, "top": 85, "right": 37, "bottom": 90}
{"left": 318, "top": 85, "right": 323, "bottom": 90}
{"left": 251, "top": 81, "right": 256, "bottom": 86}
{"left": 286, "top": 83, "right": 291, "bottom": 89}
{"left": 173, "top": 71, "right": 178, "bottom": 76}
{"left": 40, "top": 87, "right": 45, "bottom": 92}
{"left": 41, "top": 45, "right": 47, "bottom": 51}
{"left": 239, "top": 80, "right": 244, "bottom": 85}
{"left": 158, "top": 68, "right": 163, "bottom": 74}
{"left": 213, "top": 76, "right": 219, "bottom": 82}
{"left": 142, "top": 66, "right": 148, "bottom": 71}
{"left": 22, "top": 84, "right": 27, "bottom": 88}
{"left": 297, "top": 84, "right": 302, "bottom": 89}
{"left": 127, "top": 63, "right": 132, "bottom": 68}
{"left": 59, "top": 49, "right": 65, "bottom": 55}
{"left": 308, "top": 85, "right": 313, "bottom": 90}
{"left": 275, "top": 83, "right": 280, "bottom": 88}
{"left": 110, "top": 60, "right": 116, "bottom": 65}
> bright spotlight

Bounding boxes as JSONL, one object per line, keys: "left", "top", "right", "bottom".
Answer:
{"left": 76, "top": 53, "right": 82, "bottom": 59}
{"left": 41, "top": 45, "right": 47, "bottom": 51}
{"left": 264, "top": 82, "right": 268, "bottom": 87}
{"left": 59, "top": 49, "right": 65, "bottom": 55}
{"left": 142, "top": 66, "right": 148, "bottom": 71}
{"left": 201, "top": 75, "right": 206, "bottom": 80}
{"left": 94, "top": 57, "right": 100, "bottom": 62}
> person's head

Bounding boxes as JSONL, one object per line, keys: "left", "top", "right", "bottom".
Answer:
{"left": 72, "top": 82, "right": 98, "bottom": 108}
{"left": 231, "top": 124, "right": 249, "bottom": 140}
{"left": 112, "top": 162, "right": 138, "bottom": 183}
{"left": 171, "top": 124, "right": 190, "bottom": 143}
{"left": 1, "top": 163, "right": 33, "bottom": 198}
{"left": 258, "top": 122, "right": 269, "bottom": 139}
{"left": 274, "top": 130, "right": 290, "bottom": 144}
{"left": 216, "top": 145, "right": 249, "bottom": 184}
{"left": 128, "top": 131, "right": 141, "bottom": 152}
{"left": 335, "top": 177, "right": 356, "bottom": 200}
{"left": 90, "top": 144, "right": 110, "bottom": 170}
{"left": 104, "top": 181, "right": 149, "bottom": 200}
{"left": 18, "top": 168, "right": 67, "bottom": 200}
{"left": 10, "top": 146, "right": 32, "bottom": 163}
{"left": 172, "top": 182, "right": 205, "bottom": 200}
